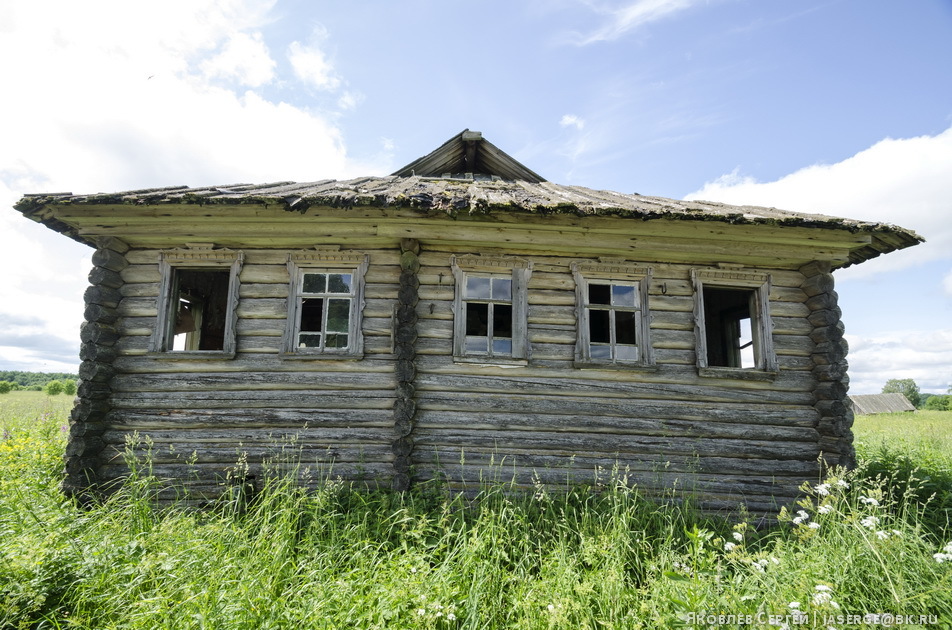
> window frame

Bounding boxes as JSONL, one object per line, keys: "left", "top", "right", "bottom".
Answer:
{"left": 283, "top": 250, "right": 369, "bottom": 359}
{"left": 150, "top": 246, "right": 244, "bottom": 358}
{"left": 572, "top": 261, "right": 654, "bottom": 368}
{"left": 691, "top": 268, "right": 777, "bottom": 378}
{"left": 451, "top": 254, "right": 532, "bottom": 364}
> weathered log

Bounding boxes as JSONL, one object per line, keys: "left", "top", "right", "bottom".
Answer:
{"left": 80, "top": 322, "right": 120, "bottom": 346}
{"left": 80, "top": 343, "right": 118, "bottom": 363}
{"left": 84, "top": 303, "right": 119, "bottom": 324}
{"left": 91, "top": 248, "right": 129, "bottom": 272}
{"left": 807, "top": 308, "right": 842, "bottom": 328}
{"left": 88, "top": 266, "right": 124, "bottom": 289}
{"left": 800, "top": 272, "right": 834, "bottom": 297}
{"left": 78, "top": 360, "right": 116, "bottom": 383}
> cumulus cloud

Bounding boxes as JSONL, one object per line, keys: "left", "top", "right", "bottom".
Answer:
{"left": 687, "top": 126, "right": 952, "bottom": 277}
{"left": 573, "top": 0, "right": 700, "bottom": 45}
{"left": 288, "top": 40, "right": 340, "bottom": 91}
{"left": 201, "top": 31, "right": 276, "bottom": 87}
{"left": 846, "top": 330, "right": 952, "bottom": 395}
{"left": 0, "top": 0, "right": 363, "bottom": 371}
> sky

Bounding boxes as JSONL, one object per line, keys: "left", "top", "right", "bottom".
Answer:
{"left": 1, "top": 0, "right": 951, "bottom": 394}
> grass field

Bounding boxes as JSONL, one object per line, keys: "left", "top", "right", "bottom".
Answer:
{"left": 1, "top": 391, "right": 951, "bottom": 629}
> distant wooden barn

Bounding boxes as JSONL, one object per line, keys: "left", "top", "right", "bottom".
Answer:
{"left": 14, "top": 130, "right": 922, "bottom": 512}
{"left": 849, "top": 393, "right": 916, "bottom": 415}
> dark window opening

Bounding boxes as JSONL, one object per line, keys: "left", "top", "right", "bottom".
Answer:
{"left": 702, "top": 287, "right": 756, "bottom": 368}
{"left": 170, "top": 269, "right": 230, "bottom": 351}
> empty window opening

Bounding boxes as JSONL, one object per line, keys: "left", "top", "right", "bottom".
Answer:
{"left": 702, "top": 287, "right": 757, "bottom": 369}
{"left": 463, "top": 275, "right": 513, "bottom": 356}
{"left": 587, "top": 282, "right": 639, "bottom": 361}
{"left": 170, "top": 269, "right": 231, "bottom": 351}
{"left": 296, "top": 272, "right": 354, "bottom": 351}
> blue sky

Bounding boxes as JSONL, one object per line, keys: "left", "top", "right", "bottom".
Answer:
{"left": 1, "top": 0, "right": 951, "bottom": 394}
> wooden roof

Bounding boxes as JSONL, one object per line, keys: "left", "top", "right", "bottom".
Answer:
{"left": 15, "top": 174, "right": 922, "bottom": 267}
{"left": 849, "top": 393, "right": 916, "bottom": 415}
{"left": 391, "top": 130, "right": 545, "bottom": 183}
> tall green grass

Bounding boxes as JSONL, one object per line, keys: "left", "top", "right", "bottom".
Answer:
{"left": 2, "top": 395, "right": 951, "bottom": 628}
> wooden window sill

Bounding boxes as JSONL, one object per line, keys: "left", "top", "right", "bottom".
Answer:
{"left": 697, "top": 367, "right": 778, "bottom": 382}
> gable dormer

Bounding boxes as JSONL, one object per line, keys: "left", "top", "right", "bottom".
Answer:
{"left": 391, "top": 129, "right": 546, "bottom": 183}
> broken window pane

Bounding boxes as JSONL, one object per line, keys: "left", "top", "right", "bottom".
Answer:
{"left": 170, "top": 269, "right": 230, "bottom": 351}
{"left": 615, "top": 310, "right": 637, "bottom": 346}
{"left": 589, "top": 309, "right": 611, "bottom": 344}
{"left": 466, "top": 302, "right": 489, "bottom": 336}
{"left": 300, "top": 299, "right": 324, "bottom": 332}
{"left": 589, "top": 283, "right": 611, "bottom": 305}
{"left": 702, "top": 287, "right": 755, "bottom": 368}
{"left": 493, "top": 304, "right": 513, "bottom": 339}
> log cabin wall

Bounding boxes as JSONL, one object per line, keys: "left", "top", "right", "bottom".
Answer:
{"left": 411, "top": 245, "right": 820, "bottom": 513}
{"left": 77, "top": 215, "right": 833, "bottom": 511}
{"left": 106, "top": 245, "right": 402, "bottom": 502}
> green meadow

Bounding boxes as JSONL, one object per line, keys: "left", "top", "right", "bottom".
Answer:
{"left": 1, "top": 390, "right": 950, "bottom": 629}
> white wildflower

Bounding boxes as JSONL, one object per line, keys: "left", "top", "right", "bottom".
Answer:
{"left": 447, "top": 612, "right": 456, "bottom": 621}
{"left": 945, "top": 542, "right": 952, "bottom": 553}
{"left": 724, "top": 542, "right": 736, "bottom": 552}
{"left": 860, "top": 496, "right": 880, "bottom": 506}
{"left": 410, "top": 567, "right": 417, "bottom": 573}
{"left": 814, "top": 584, "right": 832, "bottom": 592}
{"left": 770, "top": 556, "right": 780, "bottom": 565}
{"left": 788, "top": 602, "right": 800, "bottom": 609}
{"left": 808, "top": 521, "right": 821, "bottom": 530}
{"left": 547, "top": 604, "right": 555, "bottom": 612}
{"left": 836, "top": 479, "right": 849, "bottom": 488}
{"left": 860, "top": 516, "right": 880, "bottom": 529}
{"left": 818, "top": 505, "right": 833, "bottom": 514}
{"left": 816, "top": 483, "right": 831, "bottom": 496}
{"left": 733, "top": 532, "right": 744, "bottom": 542}
{"left": 875, "top": 530, "right": 889, "bottom": 540}
{"left": 417, "top": 608, "right": 426, "bottom": 616}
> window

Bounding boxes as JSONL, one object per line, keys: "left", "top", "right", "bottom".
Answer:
{"left": 691, "top": 268, "right": 777, "bottom": 374}
{"left": 284, "top": 250, "right": 369, "bottom": 357}
{"left": 451, "top": 255, "right": 531, "bottom": 362}
{"left": 572, "top": 262, "right": 653, "bottom": 366}
{"left": 151, "top": 246, "right": 243, "bottom": 356}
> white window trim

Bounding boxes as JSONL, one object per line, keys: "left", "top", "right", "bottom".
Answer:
{"left": 283, "top": 250, "right": 369, "bottom": 359}
{"left": 150, "top": 246, "right": 244, "bottom": 358}
{"left": 691, "top": 268, "right": 777, "bottom": 378}
{"left": 451, "top": 254, "right": 532, "bottom": 365}
{"left": 572, "top": 261, "right": 653, "bottom": 368}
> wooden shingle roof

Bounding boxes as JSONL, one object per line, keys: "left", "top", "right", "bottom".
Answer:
{"left": 849, "top": 393, "right": 917, "bottom": 415}
{"left": 15, "top": 175, "right": 922, "bottom": 267}
{"left": 391, "top": 129, "right": 545, "bottom": 183}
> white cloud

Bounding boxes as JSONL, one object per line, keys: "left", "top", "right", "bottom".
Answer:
{"left": 687, "top": 126, "right": 952, "bottom": 278}
{"left": 574, "top": 0, "right": 699, "bottom": 45}
{"left": 288, "top": 40, "right": 340, "bottom": 91}
{"left": 201, "top": 32, "right": 276, "bottom": 87}
{"left": 944, "top": 268, "right": 952, "bottom": 297}
{"left": 560, "top": 114, "right": 586, "bottom": 130}
{"left": 0, "top": 0, "right": 363, "bottom": 371}
{"left": 845, "top": 330, "right": 952, "bottom": 395}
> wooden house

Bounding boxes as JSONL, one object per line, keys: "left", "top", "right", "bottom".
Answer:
{"left": 14, "top": 130, "right": 922, "bottom": 512}
{"left": 849, "top": 393, "right": 916, "bottom": 415}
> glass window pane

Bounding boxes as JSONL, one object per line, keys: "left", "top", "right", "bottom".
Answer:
{"left": 493, "top": 304, "right": 513, "bottom": 339}
{"left": 492, "top": 338, "right": 512, "bottom": 355}
{"left": 465, "top": 336, "right": 488, "bottom": 353}
{"left": 612, "top": 284, "right": 636, "bottom": 307}
{"left": 615, "top": 310, "right": 637, "bottom": 345}
{"left": 590, "top": 344, "right": 611, "bottom": 359}
{"left": 303, "top": 273, "right": 326, "bottom": 294}
{"left": 589, "top": 283, "right": 611, "bottom": 305}
{"left": 300, "top": 298, "right": 324, "bottom": 332}
{"left": 615, "top": 344, "right": 639, "bottom": 361}
{"left": 492, "top": 278, "right": 512, "bottom": 301}
{"left": 589, "top": 309, "right": 610, "bottom": 343}
{"left": 326, "top": 299, "right": 351, "bottom": 333}
{"left": 466, "top": 302, "right": 489, "bottom": 336}
{"left": 465, "top": 276, "right": 491, "bottom": 299}
{"left": 327, "top": 273, "right": 353, "bottom": 294}
{"left": 325, "top": 333, "right": 349, "bottom": 349}
{"left": 299, "top": 333, "right": 322, "bottom": 348}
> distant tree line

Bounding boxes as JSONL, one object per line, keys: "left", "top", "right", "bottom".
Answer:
{"left": 0, "top": 371, "right": 79, "bottom": 396}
